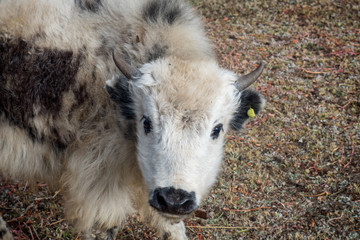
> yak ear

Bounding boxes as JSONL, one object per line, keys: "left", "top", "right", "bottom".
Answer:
{"left": 230, "top": 89, "right": 265, "bottom": 131}
{"left": 105, "top": 75, "right": 135, "bottom": 120}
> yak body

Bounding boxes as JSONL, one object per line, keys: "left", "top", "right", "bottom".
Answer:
{"left": 0, "top": 0, "right": 265, "bottom": 239}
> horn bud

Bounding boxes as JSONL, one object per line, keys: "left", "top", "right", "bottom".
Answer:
{"left": 235, "top": 62, "right": 264, "bottom": 90}
{"left": 113, "top": 51, "right": 141, "bottom": 79}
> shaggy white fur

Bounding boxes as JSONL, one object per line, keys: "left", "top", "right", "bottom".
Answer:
{"left": 0, "top": 0, "right": 264, "bottom": 239}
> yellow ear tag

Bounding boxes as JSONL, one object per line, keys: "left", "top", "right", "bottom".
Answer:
{"left": 247, "top": 107, "right": 256, "bottom": 118}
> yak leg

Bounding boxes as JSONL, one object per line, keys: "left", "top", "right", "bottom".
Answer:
{"left": 0, "top": 215, "right": 13, "bottom": 240}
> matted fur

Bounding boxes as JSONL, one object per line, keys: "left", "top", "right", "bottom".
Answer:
{"left": 0, "top": 0, "right": 265, "bottom": 239}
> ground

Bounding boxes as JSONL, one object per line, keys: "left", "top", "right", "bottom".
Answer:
{"left": 1, "top": 0, "right": 359, "bottom": 239}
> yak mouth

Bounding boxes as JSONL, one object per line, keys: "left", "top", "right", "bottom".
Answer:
{"left": 155, "top": 211, "right": 191, "bottom": 223}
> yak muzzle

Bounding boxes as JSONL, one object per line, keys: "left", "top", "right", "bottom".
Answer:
{"left": 149, "top": 187, "right": 197, "bottom": 215}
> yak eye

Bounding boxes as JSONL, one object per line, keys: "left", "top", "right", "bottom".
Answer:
{"left": 211, "top": 123, "right": 223, "bottom": 140}
{"left": 142, "top": 116, "right": 152, "bottom": 135}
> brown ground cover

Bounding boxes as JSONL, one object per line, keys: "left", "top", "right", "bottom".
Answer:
{"left": 1, "top": 0, "right": 359, "bottom": 239}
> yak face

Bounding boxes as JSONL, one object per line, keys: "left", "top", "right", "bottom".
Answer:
{"left": 106, "top": 55, "right": 264, "bottom": 219}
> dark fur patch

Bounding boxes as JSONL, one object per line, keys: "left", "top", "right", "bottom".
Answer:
{"left": 146, "top": 43, "right": 168, "bottom": 62}
{"left": 0, "top": 229, "right": 7, "bottom": 238}
{"left": 231, "top": 89, "right": 264, "bottom": 131}
{"left": 105, "top": 77, "right": 135, "bottom": 120}
{"left": 143, "top": 0, "right": 183, "bottom": 25}
{"left": 162, "top": 232, "right": 171, "bottom": 240}
{"left": 75, "top": 0, "right": 102, "bottom": 13}
{"left": 106, "top": 226, "right": 118, "bottom": 240}
{"left": 106, "top": 77, "right": 136, "bottom": 140}
{"left": 50, "top": 127, "right": 70, "bottom": 151}
{"left": 0, "top": 36, "right": 82, "bottom": 147}
{"left": 73, "top": 84, "right": 89, "bottom": 106}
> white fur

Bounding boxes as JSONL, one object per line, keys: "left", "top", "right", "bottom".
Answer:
{"left": 0, "top": 1, "right": 261, "bottom": 239}
{"left": 134, "top": 58, "right": 238, "bottom": 202}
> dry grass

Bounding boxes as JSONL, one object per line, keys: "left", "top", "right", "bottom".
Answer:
{"left": 1, "top": 0, "right": 359, "bottom": 239}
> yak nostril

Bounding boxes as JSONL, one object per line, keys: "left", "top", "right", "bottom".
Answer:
{"left": 150, "top": 187, "right": 197, "bottom": 215}
{"left": 182, "top": 199, "right": 193, "bottom": 208}
{"left": 156, "top": 193, "right": 168, "bottom": 207}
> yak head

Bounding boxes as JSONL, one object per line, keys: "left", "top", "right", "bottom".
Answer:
{"left": 106, "top": 52, "right": 265, "bottom": 220}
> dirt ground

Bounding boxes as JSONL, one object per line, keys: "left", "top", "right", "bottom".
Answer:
{"left": 1, "top": 0, "right": 359, "bottom": 239}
